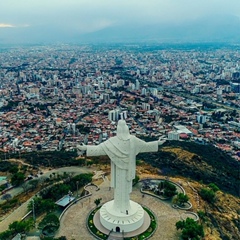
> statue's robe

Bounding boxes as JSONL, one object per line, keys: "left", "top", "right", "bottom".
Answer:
{"left": 86, "top": 136, "right": 158, "bottom": 213}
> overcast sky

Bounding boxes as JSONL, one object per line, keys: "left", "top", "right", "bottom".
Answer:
{"left": 0, "top": 0, "right": 240, "bottom": 44}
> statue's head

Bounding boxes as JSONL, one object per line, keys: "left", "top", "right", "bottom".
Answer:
{"left": 117, "top": 120, "right": 130, "bottom": 140}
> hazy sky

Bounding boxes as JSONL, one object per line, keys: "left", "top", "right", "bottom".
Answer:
{"left": 0, "top": 0, "right": 240, "bottom": 43}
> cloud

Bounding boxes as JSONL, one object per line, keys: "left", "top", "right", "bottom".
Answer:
{"left": 0, "top": 23, "right": 30, "bottom": 28}
{"left": 0, "top": 0, "right": 240, "bottom": 43}
{"left": 1, "top": 0, "right": 240, "bottom": 29}
{"left": 69, "top": 18, "right": 114, "bottom": 34}
{"left": 0, "top": 23, "right": 15, "bottom": 28}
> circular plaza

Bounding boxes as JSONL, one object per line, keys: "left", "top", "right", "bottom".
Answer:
{"left": 55, "top": 178, "right": 185, "bottom": 240}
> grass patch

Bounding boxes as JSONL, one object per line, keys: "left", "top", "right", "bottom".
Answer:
{"left": 87, "top": 207, "right": 108, "bottom": 240}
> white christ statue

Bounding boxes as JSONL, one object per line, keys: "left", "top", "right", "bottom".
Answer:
{"left": 78, "top": 120, "right": 165, "bottom": 215}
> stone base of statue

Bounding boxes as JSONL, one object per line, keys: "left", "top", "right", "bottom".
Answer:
{"left": 99, "top": 200, "right": 145, "bottom": 233}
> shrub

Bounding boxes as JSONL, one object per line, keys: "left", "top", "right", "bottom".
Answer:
{"left": 176, "top": 217, "right": 204, "bottom": 240}
{"left": 208, "top": 183, "right": 219, "bottom": 192}
{"left": 199, "top": 188, "right": 216, "bottom": 203}
{"left": 0, "top": 230, "right": 13, "bottom": 240}
{"left": 39, "top": 213, "right": 60, "bottom": 229}
{"left": 175, "top": 193, "right": 189, "bottom": 206}
{"left": 163, "top": 181, "right": 177, "bottom": 198}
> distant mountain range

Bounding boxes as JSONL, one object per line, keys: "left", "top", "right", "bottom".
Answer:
{"left": 78, "top": 14, "right": 240, "bottom": 44}
{"left": 1, "top": 14, "right": 239, "bottom": 44}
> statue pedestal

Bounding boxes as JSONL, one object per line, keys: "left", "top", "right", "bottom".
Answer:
{"left": 99, "top": 200, "right": 145, "bottom": 233}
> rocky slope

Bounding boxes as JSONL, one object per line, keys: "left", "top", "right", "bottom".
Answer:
{"left": 139, "top": 141, "right": 239, "bottom": 197}
{"left": 138, "top": 141, "right": 240, "bottom": 240}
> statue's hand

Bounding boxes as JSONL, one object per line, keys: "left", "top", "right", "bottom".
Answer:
{"left": 77, "top": 144, "right": 87, "bottom": 151}
{"left": 158, "top": 139, "right": 166, "bottom": 146}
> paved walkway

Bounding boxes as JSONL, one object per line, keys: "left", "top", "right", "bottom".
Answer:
{"left": 56, "top": 180, "right": 182, "bottom": 240}
{"left": 0, "top": 198, "right": 32, "bottom": 232}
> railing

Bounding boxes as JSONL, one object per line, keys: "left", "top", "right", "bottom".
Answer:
{"left": 107, "top": 229, "right": 113, "bottom": 239}
{"left": 122, "top": 229, "right": 124, "bottom": 239}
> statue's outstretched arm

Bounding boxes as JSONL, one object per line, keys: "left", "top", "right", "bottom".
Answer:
{"left": 158, "top": 139, "right": 166, "bottom": 145}
{"left": 134, "top": 138, "right": 158, "bottom": 153}
{"left": 136, "top": 137, "right": 166, "bottom": 153}
{"left": 77, "top": 143, "right": 106, "bottom": 157}
{"left": 77, "top": 144, "right": 87, "bottom": 151}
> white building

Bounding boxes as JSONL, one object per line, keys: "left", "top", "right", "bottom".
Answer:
{"left": 141, "top": 87, "right": 147, "bottom": 95}
{"left": 135, "top": 79, "right": 140, "bottom": 90}
{"left": 108, "top": 109, "right": 120, "bottom": 122}
{"left": 151, "top": 88, "right": 158, "bottom": 96}
{"left": 168, "top": 131, "right": 180, "bottom": 140}
{"left": 142, "top": 103, "right": 150, "bottom": 111}
{"left": 174, "top": 125, "right": 193, "bottom": 137}
{"left": 196, "top": 115, "right": 207, "bottom": 124}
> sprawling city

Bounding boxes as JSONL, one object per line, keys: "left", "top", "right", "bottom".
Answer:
{"left": 0, "top": 44, "right": 239, "bottom": 159}
{"left": 0, "top": 43, "right": 239, "bottom": 240}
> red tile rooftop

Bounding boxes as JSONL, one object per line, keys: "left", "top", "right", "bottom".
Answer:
{"left": 23, "top": 141, "right": 33, "bottom": 146}
{"left": 186, "top": 127, "right": 198, "bottom": 135}
{"left": 216, "top": 144, "right": 232, "bottom": 151}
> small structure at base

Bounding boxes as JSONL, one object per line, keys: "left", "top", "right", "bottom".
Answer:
{"left": 55, "top": 194, "right": 75, "bottom": 208}
{"left": 100, "top": 200, "right": 145, "bottom": 233}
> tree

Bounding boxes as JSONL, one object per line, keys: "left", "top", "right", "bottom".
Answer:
{"left": 9, "top": 219, "right": 33, "bottom": 234}
{"left": 11, "top": 172, "right": 25, "bottom": 186}
{"left": 29, "top": 179, "right": 39, "bottom": 191}
{"left": 208, "top": 183, "right": 219, "bottom": 192}
{"left": 41, "top": 199, "right": 57, "bottom": 213}
{"left": 2, "top": 204, "right": 12, "bottom": 213}
{"left": 21, "top": 182, "right": 31, "bottom": 194}
{"left": 197, "top": 210, "right": 207, "bottom": 224}
{"left": 39, "top": 183, "right": 70, "bottom": 201}
{"left": 176, "top": 217, "right": 204, "bottom": 240}
{"left": 94, "top": 198, "right": 102, "bottom": 207}
{"left": 1, "top": 193, "right": 12, "bottom": 202}
{"left": 43, "top": 237, "right": 67, "bottom": 240}
{"left": 0, "top": 161, "right": 14, "bottom": 172}
{"left": 28, "top": 197, "right": 42, "bottom": 214}
{"left": 0, "top": 230, "right": 13, "bottom": 240}
{"left": 175, "top": 193, "right": 189, "bottom": 206}
{"left": 27, "top": 197, "right": 56, "bottom": 215}
{"left": 163, "top": 181, "right": 177, "bottom": 198}
{"left": 21, "top": 165, "right": 28, "bottom": 173}
{"left": 158, "top": 181, "right": 164, "bottom": 191}
{"left": 39, "top": 213, "right": 60, "bottom": 229}
{"left": 199, "top": 188, "right": 216, "bottom": 203}
{"left": 71, "top": 173, "right": 92, "bottom": 188}
{"left": 9, "top": 165, "right": 19, "bottom": 174}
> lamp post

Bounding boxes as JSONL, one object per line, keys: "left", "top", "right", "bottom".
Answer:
{"left": 32, "top": 199, "right": 36, "bottom": 227}
{"left": 68, "top": 190, "right": 72, "bottom": 203}
{"left": 76, "top": 181, "right": 79, "bottom": 197}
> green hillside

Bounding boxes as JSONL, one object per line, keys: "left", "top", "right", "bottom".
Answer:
{"left": 139, "top": 141, "right": 240, "bottom": 197}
